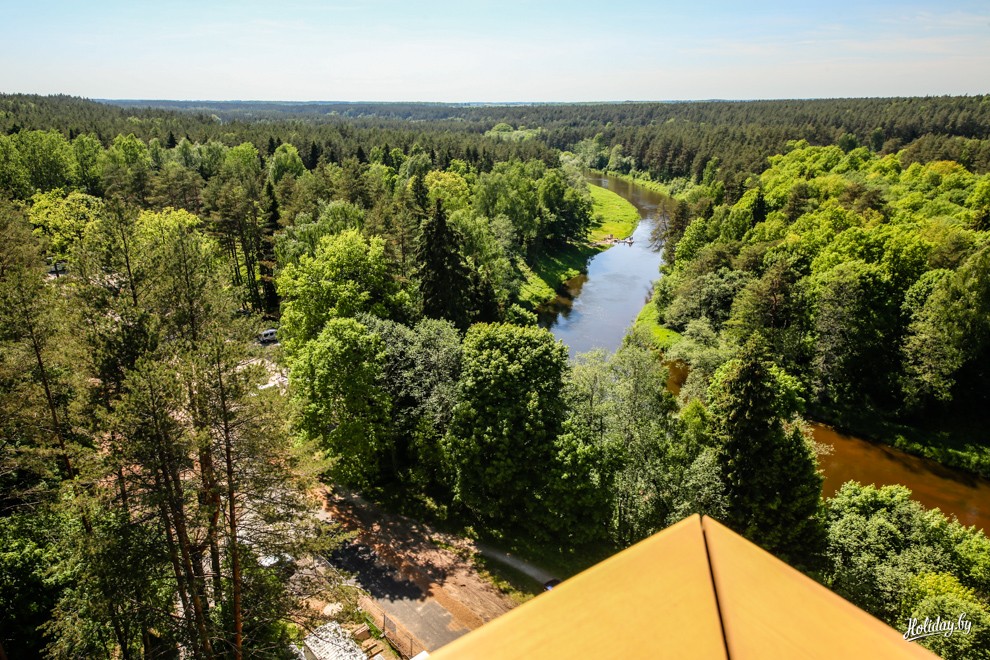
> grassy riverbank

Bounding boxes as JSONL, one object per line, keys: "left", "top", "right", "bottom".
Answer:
{"left": 812, "top": 407, "right": 990, "bottom": 480}
{"left": 587, "top": 184, "right": 640, "bottom": 242}
{"left": 516, "top": 244, "right": 597, "bottom": 308}
{"left": 518, "top": 182, "right": 642, "bottom": 308}
{"left": 632, "top": 301, "right": 682, "bottom": 349}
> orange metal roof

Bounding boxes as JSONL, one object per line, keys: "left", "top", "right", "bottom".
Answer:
{"left": 430, "top": 515, "right": 935, "bottom": 659}
{"left": 701, "top": 516, "right": 933, "bottom": 659}
{"left": 432, "top": 515, "right": 727, "bottom": 659}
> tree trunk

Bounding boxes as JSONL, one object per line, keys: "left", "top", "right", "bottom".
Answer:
{"left": 24, "top": 308, "right": 75, "bottom": 481}
{"left": 237, "top": 215, "right": 261, "bottom": 311}
{"left": 216, "top": 358, "right": 244, "bottom": 659}
{"left": 115, "top": 207, "right": 140, "bottom": 307}
{"left": 155, "top": 481, "right": 198, "bottom": 656}
{"left": 198, "top": 441, "right": 224, "bottom": 605}
{"left": 156, "top": 441, "right": 214, "bottom": 658}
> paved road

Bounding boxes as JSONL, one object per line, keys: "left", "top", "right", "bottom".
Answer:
{"left": 328, "top": 541, "right": 469, "bottom": 650}
{"left": 474, "top": 543, "right": 557, "bottom": 584}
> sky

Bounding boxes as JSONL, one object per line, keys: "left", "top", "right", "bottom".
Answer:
{"left": 1, "top": 0, "right": 988, "bottom": 102}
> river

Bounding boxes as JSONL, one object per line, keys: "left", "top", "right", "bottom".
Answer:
{"left": 541, "top": 172, "right": 990, "bottom": 531}
{"left": 537, "top": 174, "right": 667, "bottom": 357}
{"left": 814, "top": 424, "right": 990, "bottom": 530}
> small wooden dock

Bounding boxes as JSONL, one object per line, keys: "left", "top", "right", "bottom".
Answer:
{"left": 595, "top": 233, "right": 634, "bottom": 246}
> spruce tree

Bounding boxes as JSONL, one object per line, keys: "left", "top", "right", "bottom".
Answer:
{"left": 416, "top": 200, "right": 474, "bottom": 329}
{"left": 258, "top": 179, "right": 280, "bottom": 313}
{"left": 707, "top": 337, "right": 824, "bottom": 567}
{"left": 307, "top": 140, "right": 321, "bottom": 169}
{"left": 410, "top": 174, "right": 429, "bottom": 215}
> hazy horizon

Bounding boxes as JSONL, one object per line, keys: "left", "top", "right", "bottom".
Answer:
{"left": 94, "top": 95, "right": 987, "bottom": 104}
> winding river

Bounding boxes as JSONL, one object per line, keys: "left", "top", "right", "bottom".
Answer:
{"left": 539, "top": 172, "right": 990, "bottom": 531}
{"left": 537, "top": 174, "right": 666, "bottom": 356}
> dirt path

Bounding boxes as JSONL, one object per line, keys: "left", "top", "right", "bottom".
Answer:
{"left": 321, "top": 489, "right": 518, "bottom": 646}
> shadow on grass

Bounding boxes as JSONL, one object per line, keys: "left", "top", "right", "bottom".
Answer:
{"left": 470, "top": 554, "right": 542, "bottom": 605}
{"left": 530, "top": 243, "right": 598, "bottom": 290}
{"left": 474, "top": 529, "right": 618, "bottom": 583}
{"left": 370, "top": 484, "right": 618, "bottom": 583}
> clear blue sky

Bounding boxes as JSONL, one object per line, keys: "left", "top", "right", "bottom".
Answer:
{"left": 2, "top": 0, "right": 988, "bottom": 101}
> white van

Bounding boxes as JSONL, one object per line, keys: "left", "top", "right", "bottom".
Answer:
{"left": 258, "top": 328, "right": 278, "bottom": 344}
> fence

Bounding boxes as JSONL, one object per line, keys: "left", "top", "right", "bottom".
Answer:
{"left": 359, "top": 596, "right": 429, "bottom": 659}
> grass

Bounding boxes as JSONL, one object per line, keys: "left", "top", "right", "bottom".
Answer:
{"left": 478, "top": 531, "right": 618, "bottom": 582}
{"left": 632, "top": 301, "right": 682, "bottom": 349}
{"left": 471, "top": 554, "right": 542, "bottom": 606}
{"left": 516, "top": 258, "right": 560, "bottom": 309}
{"left": 530, "top": 243, "right": 597, "bottom": 288}
{"left": 517, "top": 183, "right": 644, "bottom": 309}
{"left": 516, "top": 243, "right": 598, "bottom": 309}
{"left": 888, "top": 433, "right": 990, "bottom": 479}
{"left": 587, "top": 184, "right": 640, "bottom": 242}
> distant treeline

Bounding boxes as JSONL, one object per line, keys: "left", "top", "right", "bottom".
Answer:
{"left": 0, "top": 94, "right": 557, "bottom": 171}
{"left": 5, "top": 94, "right": 990, "bottom": 199}
{"left": 100, "top": 95, "right": 990, "bottom": 188}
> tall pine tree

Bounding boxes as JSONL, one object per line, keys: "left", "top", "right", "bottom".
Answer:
{"left": 416, "top": 200, "right": 474, "bottom": 329}
{"left": 707, "top": 336, "right": 824, "bottom": 567}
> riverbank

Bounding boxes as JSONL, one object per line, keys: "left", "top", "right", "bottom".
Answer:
{"left": 607, "top": 163, "right": 990, "bottom": 482}
{"left": 812, "top": 423, "right": 990, "bottom": 531}
{"left": 586, "top": 184, "right": 640, "bottom": 243}
{"left": 517, "top": 245, "right": 598, "bottom": 309}
{"left": 587, "top": 168, "right": 672, "bottom": 196}
{"left": 811, "top": 407, "right": 990, "bottom": 480}
{"left": 632, "top": 297, "right": 990, "bottom": 526}
{"left": 632, "top": 295, "right": 990, "bottom": 480}
{"left": 632, "top": 299, "right": 682, "bottom": 349}
{"left": 518, "top": 182, "right": 641, "bottom": 309}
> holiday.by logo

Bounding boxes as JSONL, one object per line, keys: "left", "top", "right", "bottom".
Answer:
{"left": 903, "top": 613, "right": 972, "bottom": 642}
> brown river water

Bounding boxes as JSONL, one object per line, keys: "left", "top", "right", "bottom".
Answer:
{"left": 541, "top": 173, "right": 990, "bottom": 531}
{"left": 814, "top": 423, "right": 990, "bottom": 531}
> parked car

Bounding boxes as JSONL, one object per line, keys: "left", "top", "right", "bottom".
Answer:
{"left": 258, "top": 328, "right": 278, "bottom": 344}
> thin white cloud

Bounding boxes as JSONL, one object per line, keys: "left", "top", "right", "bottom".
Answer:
{"left": 879, "top": 9, "right": 990, "bottom": 30}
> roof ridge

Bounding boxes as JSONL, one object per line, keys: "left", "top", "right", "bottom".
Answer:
{"left": 699, "top": 514, "right": 732, "bottom": 658}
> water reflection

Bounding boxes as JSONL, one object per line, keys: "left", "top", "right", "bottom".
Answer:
{"left": 815, "top": 424, "right": 990, "bottom": 531}
{"left": 539, "top": 174, "right": 668, "bottom": 357}
{"left": 547, "top": 175, "right": 990, "bottom": 531}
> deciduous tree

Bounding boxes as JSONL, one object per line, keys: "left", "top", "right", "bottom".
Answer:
{"left": 446, "top": 324, "right": 568, "bottom": 534}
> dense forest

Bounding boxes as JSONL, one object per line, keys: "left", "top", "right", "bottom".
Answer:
{"left": 2, "top": 93, "right": 990, "bottom": 658}
{"left": 648, "top": 141, "right": 990, "bottom": 474}
{"left": 7, "top": 93, "right": 990, "bottom": 197}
